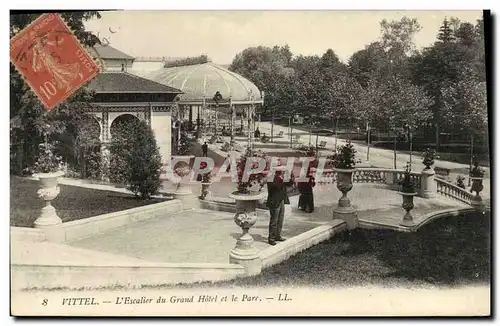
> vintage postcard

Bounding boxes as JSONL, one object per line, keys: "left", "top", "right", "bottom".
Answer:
{"left": 10, "top": 9, "right": 491, "bottom": 317}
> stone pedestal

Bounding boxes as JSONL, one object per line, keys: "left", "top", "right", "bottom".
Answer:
{"left": 228, "top": 192, "right": 266, "bottom": 275}
{"left": 332, "top": 169, "right": 358, "bottom": 229}
{"left": 34, "top": 171, "right": 64, "bottom": 228}
{"left": 420, "top": 168, "right": 437, "bottom": 198}
{"left": 399, "top": 192, "right": 417, "bottom": 227}
{"left": 470, "top": 177, "right": 484, "bottom": 208}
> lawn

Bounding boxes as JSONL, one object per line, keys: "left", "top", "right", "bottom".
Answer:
{"left": 158, "top": 209, "right": 490, "bottom": 289}
{"left": 10, "top": 177, "right": 168, "bottom": 228}
{"left": 23, "top": 209, "right": 490, "bottom": 292}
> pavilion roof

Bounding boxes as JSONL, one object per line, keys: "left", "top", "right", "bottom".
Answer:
{"left": 88, "top": 72, "right": 183, "bottom": 94}
{"left": 91, "top": 44, "right": 135, "bottom": 60}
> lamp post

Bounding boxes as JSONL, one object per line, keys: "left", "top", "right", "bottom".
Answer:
{"left": 366, "top": 121, "right": 371, "bottom": 161}
{"left": 229, "top": 95, "right": 234, "bottom": 151}
{"left": 468, "top": 134, "right": 474, "bottom": 187}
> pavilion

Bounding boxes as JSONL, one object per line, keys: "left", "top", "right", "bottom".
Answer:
{"left": 84, "top": 45, "right": 183, "bottom": 180}
{"left": 145, "top": 62, "right": 264, "bottom": 138}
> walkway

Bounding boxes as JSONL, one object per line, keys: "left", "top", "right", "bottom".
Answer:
{"left": 66, "top": 184, "right": 466, "bottom": 264}
{"left": 201, "top": 122, "right": 490, "bottom": 199}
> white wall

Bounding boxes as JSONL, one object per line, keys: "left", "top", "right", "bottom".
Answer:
{"left": 151, "top": 112, "right": 172, "bottom": 178}
{"left": 131, "top": 60, "right": 165, "bottom": 74}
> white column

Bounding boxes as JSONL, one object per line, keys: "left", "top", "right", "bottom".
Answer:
{"left": 151, "top": 110, "right": 172, "bottom": 180}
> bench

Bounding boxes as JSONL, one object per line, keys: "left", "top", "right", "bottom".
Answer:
{"left": 276, "top": 131, "right": 284, "bottom": 138}
{"left": 316, "top": 140, "right": 327, "bottom": 149}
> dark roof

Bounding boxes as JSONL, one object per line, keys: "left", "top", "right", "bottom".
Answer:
{"left": 92, "top": 44, "right": 135, "bottom": 60}
{"left": 88, "top": 72, "right": 183, "bottom": 94}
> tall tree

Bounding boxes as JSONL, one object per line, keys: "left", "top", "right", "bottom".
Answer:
{"left": 437, "top": 18, "right": 455, "bottom": 43}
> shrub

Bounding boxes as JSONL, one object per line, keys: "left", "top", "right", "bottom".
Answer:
{"left": 399, "top": 164, "right": 415, "bottom": 193}
{"left": 297, "top": 144, "right": 316, "bottom": 157}
{"left": 328, "top": 142, "right": 360, "bottom": 169}
{"left": 456, "top": 175, "right": 466, "bottom": 189}
{"left": 32, "top": 142, "right": 63, "bottom": 174}
{"left": 176, "top": 130, "right": 192, "bottom": 155}
{"left": 422, "top": 148, "right": 437, "bottom": 169}
{"left": 236, "top": 148, "right": 267, "bottom": 194}
{"left": 109, "top": 119, "right": 163, "bottom": 199}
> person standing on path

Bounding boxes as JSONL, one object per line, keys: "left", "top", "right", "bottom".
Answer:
{"left": 266, "top": 168, "right": 290, "bottom": 246}
{"left": 202, "top": 142, "right": 208, "bottom": 157}
{"left": 298, "top": 167, "right": 316, "bottom": 213}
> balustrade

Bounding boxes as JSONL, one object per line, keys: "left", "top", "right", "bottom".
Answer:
{"left": 436, "top": 177, "right": 473, "bottom": 205}
{"left": 311, "top": 168, "right": 469, "bottom": 206}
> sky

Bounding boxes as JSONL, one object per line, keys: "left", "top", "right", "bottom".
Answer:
{"left": 85, "top": 10, "right": 484, "bottom": 65}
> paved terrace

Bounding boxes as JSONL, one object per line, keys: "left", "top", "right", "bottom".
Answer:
{"left": 64, "top": 184, "right": 467, "bottom": 265}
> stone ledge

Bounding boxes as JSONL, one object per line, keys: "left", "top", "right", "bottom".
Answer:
{"left": 11, "top": 199, "right": 184, "bottom": 243}
{"left": 260, "top": 220, "right": 347, "bottom": 269}
{"left": 11, "top": 263, "right": 245, "bottom": 291}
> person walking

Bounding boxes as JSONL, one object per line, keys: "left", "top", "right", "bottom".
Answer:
{"left": 254, "top": 127, "right": 261, "bottom": 139}
{"left": 202, "top": 142, "right": 208, "bottom": 157}
{"left": 266, "top": 168, "right": 290, "bottom": 246}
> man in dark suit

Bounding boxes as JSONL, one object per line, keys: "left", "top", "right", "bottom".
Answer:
{"left": 266, "top": 169, "right": 290, "bottom": 246}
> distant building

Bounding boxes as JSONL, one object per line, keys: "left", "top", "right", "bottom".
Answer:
{"left": 88, "top": 44, "right": 135, "bottom": 72}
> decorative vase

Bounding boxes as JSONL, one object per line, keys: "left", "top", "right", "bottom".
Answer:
{"left": 470, "top": 177, "right": 484, "bottom": 207}
{"left": 172, "top": 155, "right": 194, "bottom": 194}
{"left": 332, "top": 168, "right": 358, "bottom": 229}
{"left": 228, "top": 191, "right": 266, "bottom": 275}
{"left": 200, "top": 182, "right": 211, "bottom": 200}
{"left": 33, "top": 171, "right": 65, "bottom": 228}
{"left": 334, "top": 168, "right": 355, "bottom": 208}
{"left": 172, "top": 155, "right": 195, "bottom": 208}
{"left": 399, "top": 192, "right": 418, "bottom": 227}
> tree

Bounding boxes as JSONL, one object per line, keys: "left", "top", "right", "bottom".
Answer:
{"left": 126, "top": 121, "right": 163, "bottom": 199}
{"left": 437, "top": 18, "right": 455, "bottom": 43}
{"left": 348, "top": 42, "right": 390, "bottom": 87}
{"left": 109, "top": 119, "right": 163, "bottom": 198}
{"left": 408, "top": 17, "right": 486, "bottom": 150}
{"left": 164, "top": 54, "right": 209, "bottom": 68}
{"left": 380, "top": 17, "right": 422, "bottom": 57}
{"left": 440, "top": 69, "right": 487, "bottom": 138}
{"left": 229, "top": 45, "right": 295, "bottom": 116}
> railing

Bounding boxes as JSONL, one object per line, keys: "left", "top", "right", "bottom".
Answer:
{"left": 313, "top": 168, "right": 471, "bottom": 206}
{"left": 317, "top": 168, "right": 422, "bottom": 189}
{"left": 436, "top": 177, "right": 473, "bottom": 205}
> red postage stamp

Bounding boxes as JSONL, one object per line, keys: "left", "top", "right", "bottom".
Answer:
{"left": 10, "top": 13, "right": 100, "bottom": 111}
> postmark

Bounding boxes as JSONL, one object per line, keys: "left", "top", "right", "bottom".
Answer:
{"left": 10, "top": 13, "right": 100, "bottom": 111}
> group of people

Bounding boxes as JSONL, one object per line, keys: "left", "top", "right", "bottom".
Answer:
{"left": 265, "top": 162, "right": 316, "bottom": 246}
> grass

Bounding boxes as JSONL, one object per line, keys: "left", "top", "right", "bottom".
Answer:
{"left": 10, "top": 177, "right": 167, "bottom": 228}
{"left": 24, "top": 209, "right": 490, "bottom": 292}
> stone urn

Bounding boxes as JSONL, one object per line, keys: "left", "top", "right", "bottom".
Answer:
{"left": 172, "top": 155, "right": 195, "bottom": 205}
{"left": 399, "top": 191, "right": 418, "bottom": 227}
{"left": 228, "top": 191, "right": 266, "bottom": 275}
{"left": 33, "top": 171, "right": 65, "bottom": 228}
{"left": 172, "top": 155, "right": 194, "bottom": 192}
{"left": 332, "top": 168, "right": 358, "bottom": 229}
{"left": 470, "top": 177, "right": 484, "bottom": 207}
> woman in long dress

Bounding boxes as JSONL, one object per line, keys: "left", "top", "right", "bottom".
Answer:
{"left": 298, "top": 166, "right": 316, "bottom": 213}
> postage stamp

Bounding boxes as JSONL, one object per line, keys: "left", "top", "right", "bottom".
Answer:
{"left": 10, "top": 13, "right": 100, "bottom": 111}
